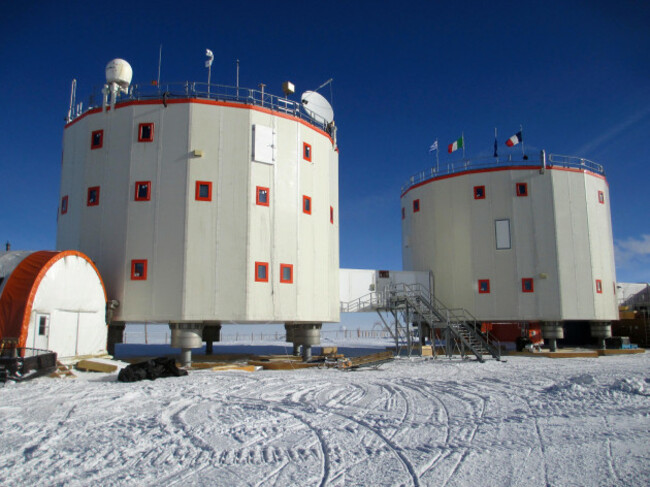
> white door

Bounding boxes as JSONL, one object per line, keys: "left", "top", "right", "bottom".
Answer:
{"left": 33, "top": 313, "right": 50, "bottom": 350}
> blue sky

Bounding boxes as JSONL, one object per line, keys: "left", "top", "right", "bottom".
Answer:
{"left": 1, "top": 0, "right": 649, "bottom": 282}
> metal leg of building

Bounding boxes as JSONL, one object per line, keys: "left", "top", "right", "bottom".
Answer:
{"left": 202, "top": 322, "right": 221, "bottom": 355}
{"left": 590, "top": 322, "right": 612, "bottom": 349}
{"left": 106, "top": 322, "right": 125, "bottom": 356}
{"left": 541, "top": 322, "right": 564, "bottom": 352}
{"left": 286, "top": 323, "right": 322, "bottom": 362}
{"left": 169, "top": 322, "right": 204, "bottom": 367}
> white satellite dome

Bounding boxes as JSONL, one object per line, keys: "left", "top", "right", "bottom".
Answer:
{"left": 105, "top": 59, "right": 133, "bottom": 89}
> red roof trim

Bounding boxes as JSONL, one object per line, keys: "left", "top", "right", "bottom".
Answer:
{"left": 0, "top": 251, "right": 107, "bottom": 348}
{"left": 64, "top": 98, "right": 334, "bottom": 145}
{"left": 400, "top": 165, "right": 607, "bottom": 198}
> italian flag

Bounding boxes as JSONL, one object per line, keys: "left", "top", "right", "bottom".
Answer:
{"left": 506, "top": 131, "right": 522, "bottom": 147}
{"left": 448, "top": 136, "right": 463, "bottom": 153}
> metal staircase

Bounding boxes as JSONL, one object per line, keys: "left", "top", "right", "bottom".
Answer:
{"left": 341, "top": 283, "right": 501, "bottom": 362}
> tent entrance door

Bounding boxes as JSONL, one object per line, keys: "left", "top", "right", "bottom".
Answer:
{"left": 33, "top": 313, "right": 50, "bottom": 350}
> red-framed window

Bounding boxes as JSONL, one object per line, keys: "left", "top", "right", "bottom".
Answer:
{"left": 474, "top": 185, "right": 485, "bottom": 199}
{"left": 135, "top": 181, "right": 151, "bottom": 201}
{"left": 87, "top": 186, "right": 100, "bottom": 206}
{"left": 596, "top": 279, "right": 603, "bottom": 294}
{"left": 195, "top": 181, "right": 212, "bottom": 201}
{"left": 138, "top": 123, "right": 154, "bottom": 142}
{"left": 256, "top": 186, "right": 269, "bottom": 206}
{"left": 478, "top": 279, "right": 490, "bottom": 294}
{"left": 91, "top": 130, "right": 104, "bottom": 149}
{"left": 598, "top": 191, "right": 604, "bottom": 204}
{"left": 131, "top": 260, "right": 148, "bottom": 280}
{"left": 303, "top": 142, "right": 312, "bottom": 162}
{"left": 60, "top": 196, "right": 68, "bottom": 215}
{"left": 401, "top": 207, "right": 405, "bottom": 220}
{"left": 255, "top": 262, "right": 269, "bottom": 282}
{"left": 516, "top": 183, "right": 528, "bottom": 197}
{"left": 522, "top": 278, "right": 534, "bottom": 293}
{"left": 280, "top": 264, "right": 294, "bottom": 284}
{"left": 303, "top": 195, "right": 312, "bottom": 215}
{"left": 330, "top": 206, "right": 334, "bottom": 224}
{"left": 413, "top": 199, "right": 420, "bottom": 213}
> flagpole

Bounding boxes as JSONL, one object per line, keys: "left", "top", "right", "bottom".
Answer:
{"left": 436, "top": 138, "right": 439, "bottom": 173}
{"left": 494, "top": 127, "right": 498, "bottom": 163}
{"left": 462, "top": 131, "right": 465, "bottom": 159}
{"left": 520, "top": 124, "right": 525, "bottom": 158}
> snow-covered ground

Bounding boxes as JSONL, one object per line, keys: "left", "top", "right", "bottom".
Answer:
{"left": 1, "top": 342, "right": 649, "bottom": 486}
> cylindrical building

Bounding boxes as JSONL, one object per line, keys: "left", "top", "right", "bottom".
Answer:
{"left": 57, "top": 62, "right": 340, "bottom": 344}
{"left": 401, "top": 153, "right": 617, "bottom": 325}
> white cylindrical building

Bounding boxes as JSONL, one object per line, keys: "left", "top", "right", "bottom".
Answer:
{"left": 57, "top": 62, "right": 339, "bottom": 358}
{"left": 401, "top": 153, "right": 618, "bottom": 327}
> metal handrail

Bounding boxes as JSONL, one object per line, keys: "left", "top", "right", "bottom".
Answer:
{"left": 73, "top": 81, "right": 333, "bottom": 135}
{"left": 401, "top": 153, "right": 605, "bottom": 194}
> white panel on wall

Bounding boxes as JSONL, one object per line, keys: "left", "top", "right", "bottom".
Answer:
{"left": 252, "top": 124, "right": 274, "bottom": 164}
{"left": 495, "top": 219, "right": 511, "bottom": 250}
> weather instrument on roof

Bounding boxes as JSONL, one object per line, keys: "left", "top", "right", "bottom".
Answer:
{"left": 103, "top": 59, "right": 133, "bottom": 111}
{"left": 301, "top": 91, "right": 334, "bottom": 124}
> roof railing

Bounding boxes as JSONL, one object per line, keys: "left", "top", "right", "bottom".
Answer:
{"left": 401, "top": 152, "right": 605, "bottom": 194}
{"left": 73, "top": 81, "right": 333, "bottom": 135}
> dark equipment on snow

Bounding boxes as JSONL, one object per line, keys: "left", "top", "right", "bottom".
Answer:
{"left": 0, "top": 347, "right": 58, "bottom": 382}
{"left": 117, "top": 357, "right": 188, "bottom": 382}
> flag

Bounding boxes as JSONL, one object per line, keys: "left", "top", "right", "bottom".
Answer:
{"left": 505, "top": 131, "right": 522, "bottom": 147}
{"left": 429, "top": 140, "right": 438, "bottom": 152}
{"left": 448, "top": 136, "right": 463, "bottom": 153}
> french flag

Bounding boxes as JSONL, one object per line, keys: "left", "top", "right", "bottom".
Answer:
{"left": 505, "top": 131, "right": 522, "bottom": 147}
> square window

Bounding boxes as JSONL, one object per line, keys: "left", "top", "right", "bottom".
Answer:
{"left": 87, "top": 186, "right": 100, "bottom": 206}
{"left": 303, "top": 195, "right": 312, "bottom": 215}
{"left": 401, "top": 207, "right": 405, "bottom": 220}
{"left": 195, "top": 181, "right": 212, "bottom": 201}
{"left": 303, "top": 142, "right": 312, "bottom": 162}
{"left": 413, "top": 199, "right": 420, "bottom": 213}
{"left": 478, "top": 279, "right": 490, "bottom": 294}
{"left": 131, "top": 260, "right": 148, "bottom": 280}
{"left": 91, "top": 130, "right": 103, "bottom": 149}
{"left": 138, "top": 123, "right": 154, "bottom": 142}
{"left": 280, "top": 264, "right": 293, "bottom": 284}
{"left": 255, "top": 262, "right": 269, "bottom": 282}
{"left": 256, "top": 186, "right": 269, "bottom": 206}
{"left": 135, "top": 181, "right": 151, "bottom": 201}
{"left": 596, "top": 279, "right": 602, "bottom": 294}
{"left": 61, "top": 195, "right": 68, "bottom": 215}
{"left": 522, "top": 278, "right": 534, "bottom": 293}
{"left": 598, "top": 191, "right": 604, "bottom": 204}
{"left": 516, "top": 183, "right": 528, "bottom": 197}
{"left": 330, "top": 206, "right": 334, "bottom": 224}
{"left": 474, "top": 185, "right": 485, "bottom": 199}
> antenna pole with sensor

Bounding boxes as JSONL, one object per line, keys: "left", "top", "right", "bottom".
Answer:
{"left": 205, "top": 49, "right": 214, "bottom": 96}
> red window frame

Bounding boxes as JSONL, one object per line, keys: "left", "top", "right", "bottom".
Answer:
{"left": 61, "top": 195, "right": 68, "bottom": 215}
{"left": 596, "top": 279, "right": 602, "bottom": 294}
{"left": 330, "top": 206, "right": 334, "bottom": 224}
{"left": 138, "top": 123, "right": 154, "bottom": 142}
{"left": 256, "top": 186, "right": 270, "bottom": 206}
{"left": 255, "top": 262, "right": 269, "bottom": 282}
{"left": 280, "top": 264, "right": 294, "bottom": 284}
{"left": 87, "top": 186, "right": 100, "bottom": 206}
{"left": 598, "top": 191, "right": 604, "bottom": 204}
{"left": 303, "top": 142, "right": 312, "bottom": 162}
{"left": 474, "top": 185, "right": 485, "bottom": 199}
{"left": 413, "top": 199, "right": 420, "bottom": 213}
{"left": 522, "top": 278, "right": 534, "bottom": 293}
{"left": 401, "top": 207, "right": 405, "bottom": 220}
{"left": 134, "top": 181, "right": 151, "bottom": 201}
{"left": 131, "top": 260, "right": 148, "bottom": 280}
{"left": 195, "top": 181, "right": 212, "bottom": 201}
{"left": 303, "top": 195, "right": 312, "bottom": 215}
{"left": 91, "top": 130, "right": 104, "bottom": 150}
{"left": 478, "top": 279, "right": 490, "bottom": 294}
{"left": 516, "top": 182, "right": 528, "bottom": 197}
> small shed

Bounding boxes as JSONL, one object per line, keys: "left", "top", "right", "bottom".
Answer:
{"left": 0, "top": 250, "right": 107, "bottom": 358}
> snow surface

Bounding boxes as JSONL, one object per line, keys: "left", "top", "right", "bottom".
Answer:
{"left": 1, "top": 341, "right": 649, "bottom": 486}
